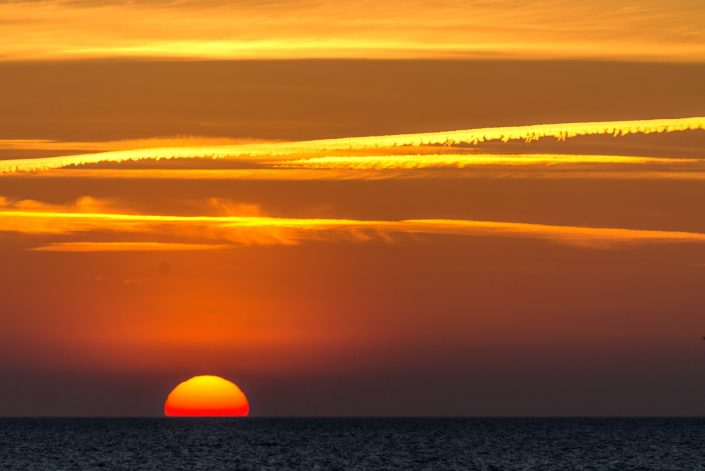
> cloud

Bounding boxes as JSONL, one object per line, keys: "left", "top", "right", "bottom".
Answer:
{"left": 0, "top": 0, "right": 704, "bottom": 61}
{"left": 12, "top": 168, "right": 705, "bottom": 183}
{"left": 0, "top": 195, "right": 124, "bottom": 213}
{"left": 0, "top": 136, "right": 269, "bottom": 153}
{"left": 3, "top": 200, "right": 705, "bottom": 250}
{"left": 2, "top": 117, "right": 704, "bottom": 175}
{"left": 5, "top": 168, "right": 376, "bottom": 181}
{"left": 30, "top": 242, "right": 231, "bottom": 252}
{"left": 278, "top": 154, "right": 701, "bottom": 170}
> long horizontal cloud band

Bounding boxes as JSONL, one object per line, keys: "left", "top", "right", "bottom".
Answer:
{"left": 278, "top": 154, "right": 701, "bottom": 170}
{"left": 1, "top": 117, "right": 704, "bottom": 175}
{"left": 2, "top": 0, "right": 705, "bottom": 61}
{"left": 3, "top": 210, "right": 705, "bottom": 251}
{"left": 9, "top": 169, "right": 705, "bottom": 183}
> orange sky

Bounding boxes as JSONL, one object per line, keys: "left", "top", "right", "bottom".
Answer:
{"left": 1, "top": 0, "right": 705, "bottom": 61}
{"left": 1, "top": 3, "right": 705, "bottom": 417}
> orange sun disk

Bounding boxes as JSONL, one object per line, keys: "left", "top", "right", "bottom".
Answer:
{"left": 164, "top": 375, "right": 250, "bottom": 417}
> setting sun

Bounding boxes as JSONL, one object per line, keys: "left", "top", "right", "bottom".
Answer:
{"left": 164, "top": 376, "right": 250, "bottom": 417}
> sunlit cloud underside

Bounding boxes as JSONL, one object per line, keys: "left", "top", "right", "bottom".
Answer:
{"left": 2, "top": 116, "right": 704, "bottom": 252}
{"left": 3, "top": 208, "right": 705, "bottom": 252}
{"left": 1, "top": 117, "right": 704, "bottom": 175}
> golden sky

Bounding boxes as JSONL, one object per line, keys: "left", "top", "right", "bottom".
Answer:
{"left": 1, "top": 0, "right": 705, "bottom": 61}
{"left": 1, "top": 3, "right": 705, "bottom": 417}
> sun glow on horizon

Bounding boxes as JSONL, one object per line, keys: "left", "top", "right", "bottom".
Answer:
{"left": 164, "top": 375, "right": 250, "bottom": 417}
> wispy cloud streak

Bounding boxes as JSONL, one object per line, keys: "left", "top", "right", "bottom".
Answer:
{"left": 1, "top": 0, "right": 705, "bottom": 61}
{"left": 3, "top": 207, "right": 705, "bottom": 250}
{"left": 2, "top": 117, "right": 704, "bottom": 175}
{"left": 279, "top": 154, "right": 701, "bottom": 170}
{"left": 31, "top": 242, "right": 230, "bottom": 252}
{"left": 0, "top": 137, "right": 267, "bottom": 152}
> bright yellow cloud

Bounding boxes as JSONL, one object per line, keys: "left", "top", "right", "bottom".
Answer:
{"left": 0, "top": 0, "right": 704, "bottom": 61}
{"left": 279, "top": 154, "right": 701, "bottom": 170}
{"left": 12, "top": 168, "right": 705, "bottom": 182}
{"left": 3, "top": 205, "right": 705, "bottom": 250}
{"left": 2, "top": 117, "right": 704, "bottom": 175}
{"left": 0, "top": 137, "right": 269, "bottom": 153}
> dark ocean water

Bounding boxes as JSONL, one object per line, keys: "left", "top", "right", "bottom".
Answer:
{"left": 1, "top": 418, "right": 705, "bottom": 470}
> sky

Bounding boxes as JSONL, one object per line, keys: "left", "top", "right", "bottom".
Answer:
{"left": 1, "top": 2, "right": 705, "bottom": 417}
{"left": 1, "top": 0, "right": 705, "bottom": 61}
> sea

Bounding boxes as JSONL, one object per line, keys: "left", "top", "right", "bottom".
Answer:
{"left": 1, "top": 418, "right": 704, "bottom": 470}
